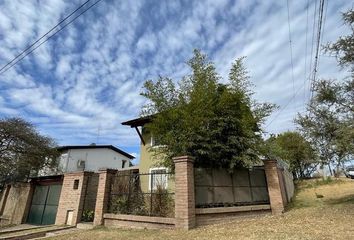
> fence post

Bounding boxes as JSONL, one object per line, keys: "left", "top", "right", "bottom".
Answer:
{"left": 263, "top": 159, "right": 285, "bottom": 214}
{"left": 173, "top": 155, "right": 195, "bottom": 230}
{"left": 93, "top": 168, "right": 117, "bottom": 226}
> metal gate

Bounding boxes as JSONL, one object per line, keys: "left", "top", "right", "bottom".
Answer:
{"left": 27, "top": 184, "right": 62, "bottom": 225}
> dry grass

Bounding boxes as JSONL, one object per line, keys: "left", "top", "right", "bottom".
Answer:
{"left": 48, "top": 178, "right": 354, "bottom": 240}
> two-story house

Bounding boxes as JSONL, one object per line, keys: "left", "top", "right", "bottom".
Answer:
{"left": 122, "top": 116, "right": 171, "bottom": 192}
{"left": 38, "top": 144, "right": 134, "bottom": 176}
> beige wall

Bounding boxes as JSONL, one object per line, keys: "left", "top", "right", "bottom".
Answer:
{"left": 138, "top": 128, "right": 174, "bottom": 193}
{"left": 0, "top": 183, "right": 33, "bottom": 226}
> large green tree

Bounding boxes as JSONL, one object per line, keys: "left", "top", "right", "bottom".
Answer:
{"left": 264, "top": 132, "right": 318, "bottom": 179}
{"left": 141, "top": 50, "right": 275, "bottom": 169}
{"left": 0, "top": 117, "right": 59, "bottom": 186}
{"left": 296, "top": 9, "right": 354, "bottom": 175}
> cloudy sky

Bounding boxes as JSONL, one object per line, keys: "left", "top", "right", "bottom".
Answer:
{"left": 0, "top": 0, "right": 352, "bottom": 163}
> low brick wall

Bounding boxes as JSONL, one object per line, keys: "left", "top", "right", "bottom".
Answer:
{"left": 195, "top": 204, "right": 271, "bottom": 226}
{"left": 94, "top": 157, "right": 290, "bottom": 230}
{"left": 103, "top": 214, "right": 175, "bottom": 229}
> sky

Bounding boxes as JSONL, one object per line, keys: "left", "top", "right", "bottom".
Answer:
{"left": 0, "top": 0, "right": 352, "bottom": 164}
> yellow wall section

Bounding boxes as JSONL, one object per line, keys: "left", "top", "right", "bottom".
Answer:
{"left": 138, "top": 127, "right": 174, "bottom": 193}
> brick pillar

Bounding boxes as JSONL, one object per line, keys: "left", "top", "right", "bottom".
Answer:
{"left": 93, "top": 168, "right": 117, "bottom": 226}
{"left": 173, "top": 156, "right": 195, "bottom": 230}
{"left": 263, "top": 159, "right": 285, "bottom": 214}
{"left": 55, "top": 171, "right": 92, "bottom": 225}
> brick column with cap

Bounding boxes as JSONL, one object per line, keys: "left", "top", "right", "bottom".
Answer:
{"left": 173, "top": 155, "right": 195, "bottom": 230}
{"left": 93, "top": 168, "right": 117, "bottom": 226}
{"left": 263, "top": 159, "right": 285, "bottom": 214}
{"left": 55, "top": 171, "right": 93, "bottom": 225}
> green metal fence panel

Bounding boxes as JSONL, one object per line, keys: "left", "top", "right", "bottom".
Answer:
{"left": 27, "top": 184, "right": 62, "bottom": 225}
{"left": 195, "top": 167, "right": 270, "bottom": 208}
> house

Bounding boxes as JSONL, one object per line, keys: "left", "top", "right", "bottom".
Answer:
{"left": 0, "top": 144, "right": 135, "bottom": 227}
{"left": 39, "top": 144, "right": 135, "bottom": 176}
{"left": 118, "top": 115, "right": 295, "bottom": 229}
{"left": 122, "top": 116, "right": 171, "bottom": 192}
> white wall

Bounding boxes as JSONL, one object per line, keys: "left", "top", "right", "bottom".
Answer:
{"left": 59, "top": 148, "right": 131, "bottom": 173}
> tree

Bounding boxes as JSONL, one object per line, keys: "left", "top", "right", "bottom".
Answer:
{"left": 141, "top": 50, "right": 275, "bottom": 170}
{"left": 296, "top": 81, "right": 354, "bottom": 175}
{"left": 325, "top": 9, "right": 354, "bottom": 71}
{"left": 0, "top": 117, "right": 59, "bottom": 186}
{"left": 264, "top": 132, "right": 318, "bottom": 179}
{"left": 296, "top": 9, "right": 354, "bottom": 175}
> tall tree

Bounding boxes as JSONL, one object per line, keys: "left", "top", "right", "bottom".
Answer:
{"left": 296, "top": 9, "right": 354, "bottom": 174}
{"left": 0, "top": 117, "right": 59, "bottom": 186}
{"left": 141, "top": 50, "right": 275, "bottom": 169}
{"left": 264, "top": 132, "right": 318, "bottom": 179}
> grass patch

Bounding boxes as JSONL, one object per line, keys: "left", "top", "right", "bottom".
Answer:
{"left": 325, "top": 193, "right": 354, "bottom": 205}
{"left": 295, "top": 176, "right": 344, "bottom": 190}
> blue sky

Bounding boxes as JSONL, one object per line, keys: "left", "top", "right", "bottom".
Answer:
{"left": 0, "top": 0, "right": 352, "bottom": 163}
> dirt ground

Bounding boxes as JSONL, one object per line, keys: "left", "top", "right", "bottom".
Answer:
{"left": 48, "top": 178, "right": 354, "bottom": 240}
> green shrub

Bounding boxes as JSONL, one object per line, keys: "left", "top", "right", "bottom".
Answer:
{"left": 81, "top": 210, "right": 94, "bottom": 222}
{"left": 150, "top": 185, "right": 174, "bottom": 217}
{"left": 110, "top": 195, "right": 129, "bottom": 214}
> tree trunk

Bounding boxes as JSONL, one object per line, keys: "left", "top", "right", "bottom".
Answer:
{"left": 328, "top": 164, "right": 333, "bottom": 176}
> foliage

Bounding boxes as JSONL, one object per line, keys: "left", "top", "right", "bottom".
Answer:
{"left": 296, "top": 96, "right": 353, "bottom": 174}
{"left": 141, "top": 50, "right": 275, "bottom": 169}
{"left": 109, "top": 174, "right": 174, "bottom": 217}
{"left": 110, "top": 195, "right": 130, "bottom": 214}
{"left": 264, "top": 132, "right": 318, "bottom": 179}
{"left": 109, "top": 174, "right": 147, "bottom": 216}
{"left": 81, "top": 210, "right": 94, "bottom": 222}
{"left": 296, "top": 9, "right": 354, "bottom": 175}
{"left": 151, "top": 185, "right": 174, "bottom": 217}
{"left": 325, "top": 9, "right": 354, "bottom": 70}
{"left": 0, "top": 117, "right": 59, "bottom": 186}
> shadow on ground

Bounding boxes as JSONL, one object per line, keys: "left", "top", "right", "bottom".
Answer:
{"left": 325, "top": 194, "right": 354, "bottom": 205}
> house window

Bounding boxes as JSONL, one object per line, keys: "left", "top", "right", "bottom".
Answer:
{"left": 149, "top": 167, "right": 168, "bottom": 191}
{"left": 122, "top": 160, "right": 127, "bottom": 169}
{"left": 73, "top": 179, "right": 79, "bottom": 190}
{"left": 151, "top": 135, "right": 163, "bottom": 148}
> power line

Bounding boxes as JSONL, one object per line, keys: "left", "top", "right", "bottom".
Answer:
{"left": 320, "top": 0, "right": 329, "bottom": 53}
{"left": 266, "top": 1, "right": 301, "bottom": 128}
{"left": 0, "top": 0, "right": 103, "bottom": 75}
{"left": 303, "top": 0, "right": 310, "bottom": 106}
{"left": 265, "top": 0, "right": 328, "bottom": 129}
{"left": 310, "top": 0, "right": 326, "bottom": 99}
{"left": 308, "top": 0, "right": 318, "bottom": 102}
{"left": 265, "top": 81, "right": 307, "bottom": 128}
{"left": 0, "top": 0, "right": 91, "bottom": 74}
{"left": 286, "top": 0, "right": 295, "bottom": 98}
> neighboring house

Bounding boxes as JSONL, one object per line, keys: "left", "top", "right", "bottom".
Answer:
{"left": 0, "top": 144, "right": 135, "bottom": 227}
{"left": 122, "top": 116, "right": 171, "bottom": 192}
{"left": 38, "top": 144, "right": 134, "bottom": 176}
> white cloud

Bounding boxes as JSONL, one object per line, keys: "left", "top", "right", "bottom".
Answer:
{"left": 0, "top": 0, "right": 351, "bottom": 152}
